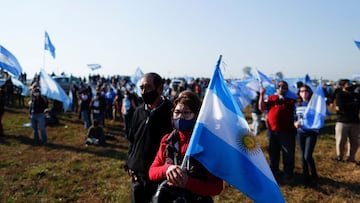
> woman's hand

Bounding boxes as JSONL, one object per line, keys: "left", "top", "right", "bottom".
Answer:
{"left": 294, "top": 121, "right": 301, "bottom": 128}
{"left": 166, "top": 165, "right": 188, "bottom": 188}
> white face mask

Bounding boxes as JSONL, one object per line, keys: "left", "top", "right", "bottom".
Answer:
{"left": 81, "top": 94, "right": 88, "bottom": 100}
{"left": 33, "top": 92, "right": 40, "bottom": 97}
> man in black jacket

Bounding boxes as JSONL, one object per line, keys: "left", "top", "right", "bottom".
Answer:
{"left": 334, "top": 79, "right": 360, "bottom": 164}
{"left": 126, "top": 72, "right": 173, "bottom": 203}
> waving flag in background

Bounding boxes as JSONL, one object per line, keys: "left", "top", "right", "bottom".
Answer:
{"left": 44, "top": 31, "right": 56, "bottom": 59}
{"left": 11, "top": 77, "right": 29, "bottom": 96}
{"left": 302, "top": 84, "right": 327, "bottom": 130}
{"left": 354, "top": 40, "right": 360, "bottom": 50}
{"left": 0, "top": 45, "right": 23, "bottom": 78}
{"left": 39, "top": 69, "right": 70, "bottom": 112}
{"left": 87, "top": 64, "right": 102, "bottom": 71}
{"left": 256, "top": 69, "right": 273, "bottom": 88}
{"left": 182, "top": 55, "right": 285, "bottom": 203}
{"left": 227, "top": 79, "right": 256, "bottom": 110}
{"left": 305, "top": 74, "right": 315, "bottom": 92}
{"left": 131, "top": 67, "right": 144, "bottom": 97}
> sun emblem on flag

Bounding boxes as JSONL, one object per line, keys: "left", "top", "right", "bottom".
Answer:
{"left": 237, "top": 132, "right": 261, "bottom": 155}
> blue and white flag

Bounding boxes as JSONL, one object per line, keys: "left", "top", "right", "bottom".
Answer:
{"left": 87, "top": 64, "right": 101, "bottom": 71}
{"left": 183, "top": 56, "right": 285, "bottom": 203}
{"left": 11, "top": 77, "right": 29, "bottom": 96}
{"left": 44, "top": 31, "right": 56, "bottom": 59}
{"left": 39, "top": 70, "right": 70, "bottom": 112}
{"left": 227, "top": 79, "right": 256, "bottom": 110}
{"left": 131, "top": 67, "right": 144, "bottom": 97}
{"left": 302, "top": 85, "right": 327, "bottom": 130}
{"left": 0, "top": 45, "right": 23, "bottom": 78}
{"left": 256, "top": 69, "right": 273, "bottom": 88}
{"left": 305, "top": 74, "right": 315, "bottom": 92}
{"left": 354, "top": 40, "right": 360, "bottom": 50}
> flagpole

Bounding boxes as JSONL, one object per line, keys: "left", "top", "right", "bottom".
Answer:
{"left": 43, "top": 31, "right": 46, "bottom": 71}
{"left": 180, "top": 54, "right": 223, "bottom": 171}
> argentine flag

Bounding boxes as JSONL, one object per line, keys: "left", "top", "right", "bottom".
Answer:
{"left": 183, "top": 56, "right": 285, "bottom": 203}
{"left": 44, "top": 31, "right": 56, "bottom": 59}
{"left": 0, "top": 45, "right": 23, "bottom": 78}
{"left": 302, "top": 85, "right": 326, "bottom": 130}
{"left": 39, "top": 70, "right": 70, "bottom": 112}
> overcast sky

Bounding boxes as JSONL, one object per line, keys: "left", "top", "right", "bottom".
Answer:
{"left": 1, "top": 0, "right": 360, "bottom": 81}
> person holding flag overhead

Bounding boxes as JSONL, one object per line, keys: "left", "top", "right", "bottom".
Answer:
{"left": 149, "top": 90, "right": 223, "bottom": 202}
{"left": 259, "top": 80, "right": 297, "bottom": 179}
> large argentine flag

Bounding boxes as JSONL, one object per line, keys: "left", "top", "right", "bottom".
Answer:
{"left": 183, "top": 56, "right": 285, "bottom": 203}
{"left": 0, "top": 45, "right": 23, "bottom": 78}
{"left": 39, "top": 70, "right": 70, "bottom": 112}
{"left": 302, "top": 85, "right": 326, "bottom": 129}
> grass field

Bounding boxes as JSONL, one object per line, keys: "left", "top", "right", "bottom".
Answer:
{"left": 0, "top": 101, "right": 359, "bottom": 203}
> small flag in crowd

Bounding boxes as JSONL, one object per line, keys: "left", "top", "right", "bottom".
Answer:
{"left": 0, "top": 45, "right": 23, "bottom": 77}
{"left": 44, "top": 31, "right": 56, "bottom": 59}
{"left": 183, "top": 55, "right": 285, "bottom": 203}
{"left": 87, "top": 64, "right": 102, "bottom": 71}
{"left": 256, "top": 69, "right": 273, "bottom": 88}
{"left": 354, "top": 40, "right": 360, "bottom": 50}
{"left": 305, "top": 74, "right": 315, "bottom": 92}
{"left": 39, "top": 69, "right": 70, "bottom": 112}
{"left": 302, "top": 84, "right": 327, "bottom": 130}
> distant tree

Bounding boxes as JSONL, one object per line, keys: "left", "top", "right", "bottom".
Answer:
{"left": 243, "top": 66, "right": 253, "bottom": 79}
{"left": 275, "top": 71, "right": 284, "bottom": 80}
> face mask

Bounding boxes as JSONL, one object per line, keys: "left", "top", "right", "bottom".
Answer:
{"left": 81, "top": 94, "right": 88, "bottom": 100}
{"left": 33, "top": 92, "right": 40, "bottom": 97}
{"left": 345, "top": 86, "right": 353, "bottom": 91}
{"left": 276, "top": 88, "right": 287, "bottom": 96}
{"left": 142, "top": 89, "right": 158, "bottom": 104}
{"left": 173, "top": 118, "right": 196, "bottom": 132}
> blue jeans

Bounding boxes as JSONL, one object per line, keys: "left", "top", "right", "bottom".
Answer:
{"left": 268, "top": 130, "right": 296, "bottom": 176}
{"left": 31, "top": 113, "right": 47, "bottom": 143}
{"left": 297, "top": 130, "right": 318, "bottom": 178}
{"left": 82, "top": 110, "right": 91, "bottom": 129}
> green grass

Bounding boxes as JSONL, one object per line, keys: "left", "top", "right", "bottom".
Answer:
{"left": 0, "top": 102, "right": 359, "bottom": 203}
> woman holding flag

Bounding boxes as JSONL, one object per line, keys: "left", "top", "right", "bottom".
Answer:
{"left": 294, "top": 84, "right": 319, "bottom": 186}
{"left": 148, "top": 90, "right": 223, "bottom": 202}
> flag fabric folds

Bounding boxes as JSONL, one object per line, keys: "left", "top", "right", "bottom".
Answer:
{"left": 0, "top": 45, "right": 23, "bottom": 78}
{"left": 305, "top": 74, "right": 315, "bottom": 92}
{"left": 302, "top": 85, "right": 327, "bottom": 129}
{"left": 11, "top": 77, "right": 29, "bottom": 96}
{"left": 39, "top": 70, "right": 70, "bottom": 112}
{"left": 227, "top": 79, "right": 256, "bottom": 110}
{"left": 87, "top": 64, "right": 101, "bottom": 71}
{"left": 44, "top": 31, "right": 56, "bottom": 59}
{"left": 354, "top": 40, "right": 360, "bottom": 50}
{"left": 131, "top": 67, "right": 144, "bottom": 97}
{"left": 183, "top": 56, "right": 285, "bottom": 203}
{"left": 256, "top": 69, "right": 273, "bottom": 88}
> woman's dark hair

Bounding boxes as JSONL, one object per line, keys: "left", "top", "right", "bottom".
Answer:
{"left": 173, "top": 91, "right": 201, "bottom": 116}
{"left": 297, "top": 84, "right": 313, "bottom": 104}
{"left": 338, "top": 79, "right": 350, "bottom": 87}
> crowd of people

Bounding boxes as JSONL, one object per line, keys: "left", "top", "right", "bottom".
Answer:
{"left": 1, "top": 69, "right": 360, "bottom": 202}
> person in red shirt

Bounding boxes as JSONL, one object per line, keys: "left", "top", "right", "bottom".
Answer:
{"left": 149, "top": 91, "right": 223, "bottom": 202}
{"left": 259, "top": 81, "right": 297, "bottom": 179}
